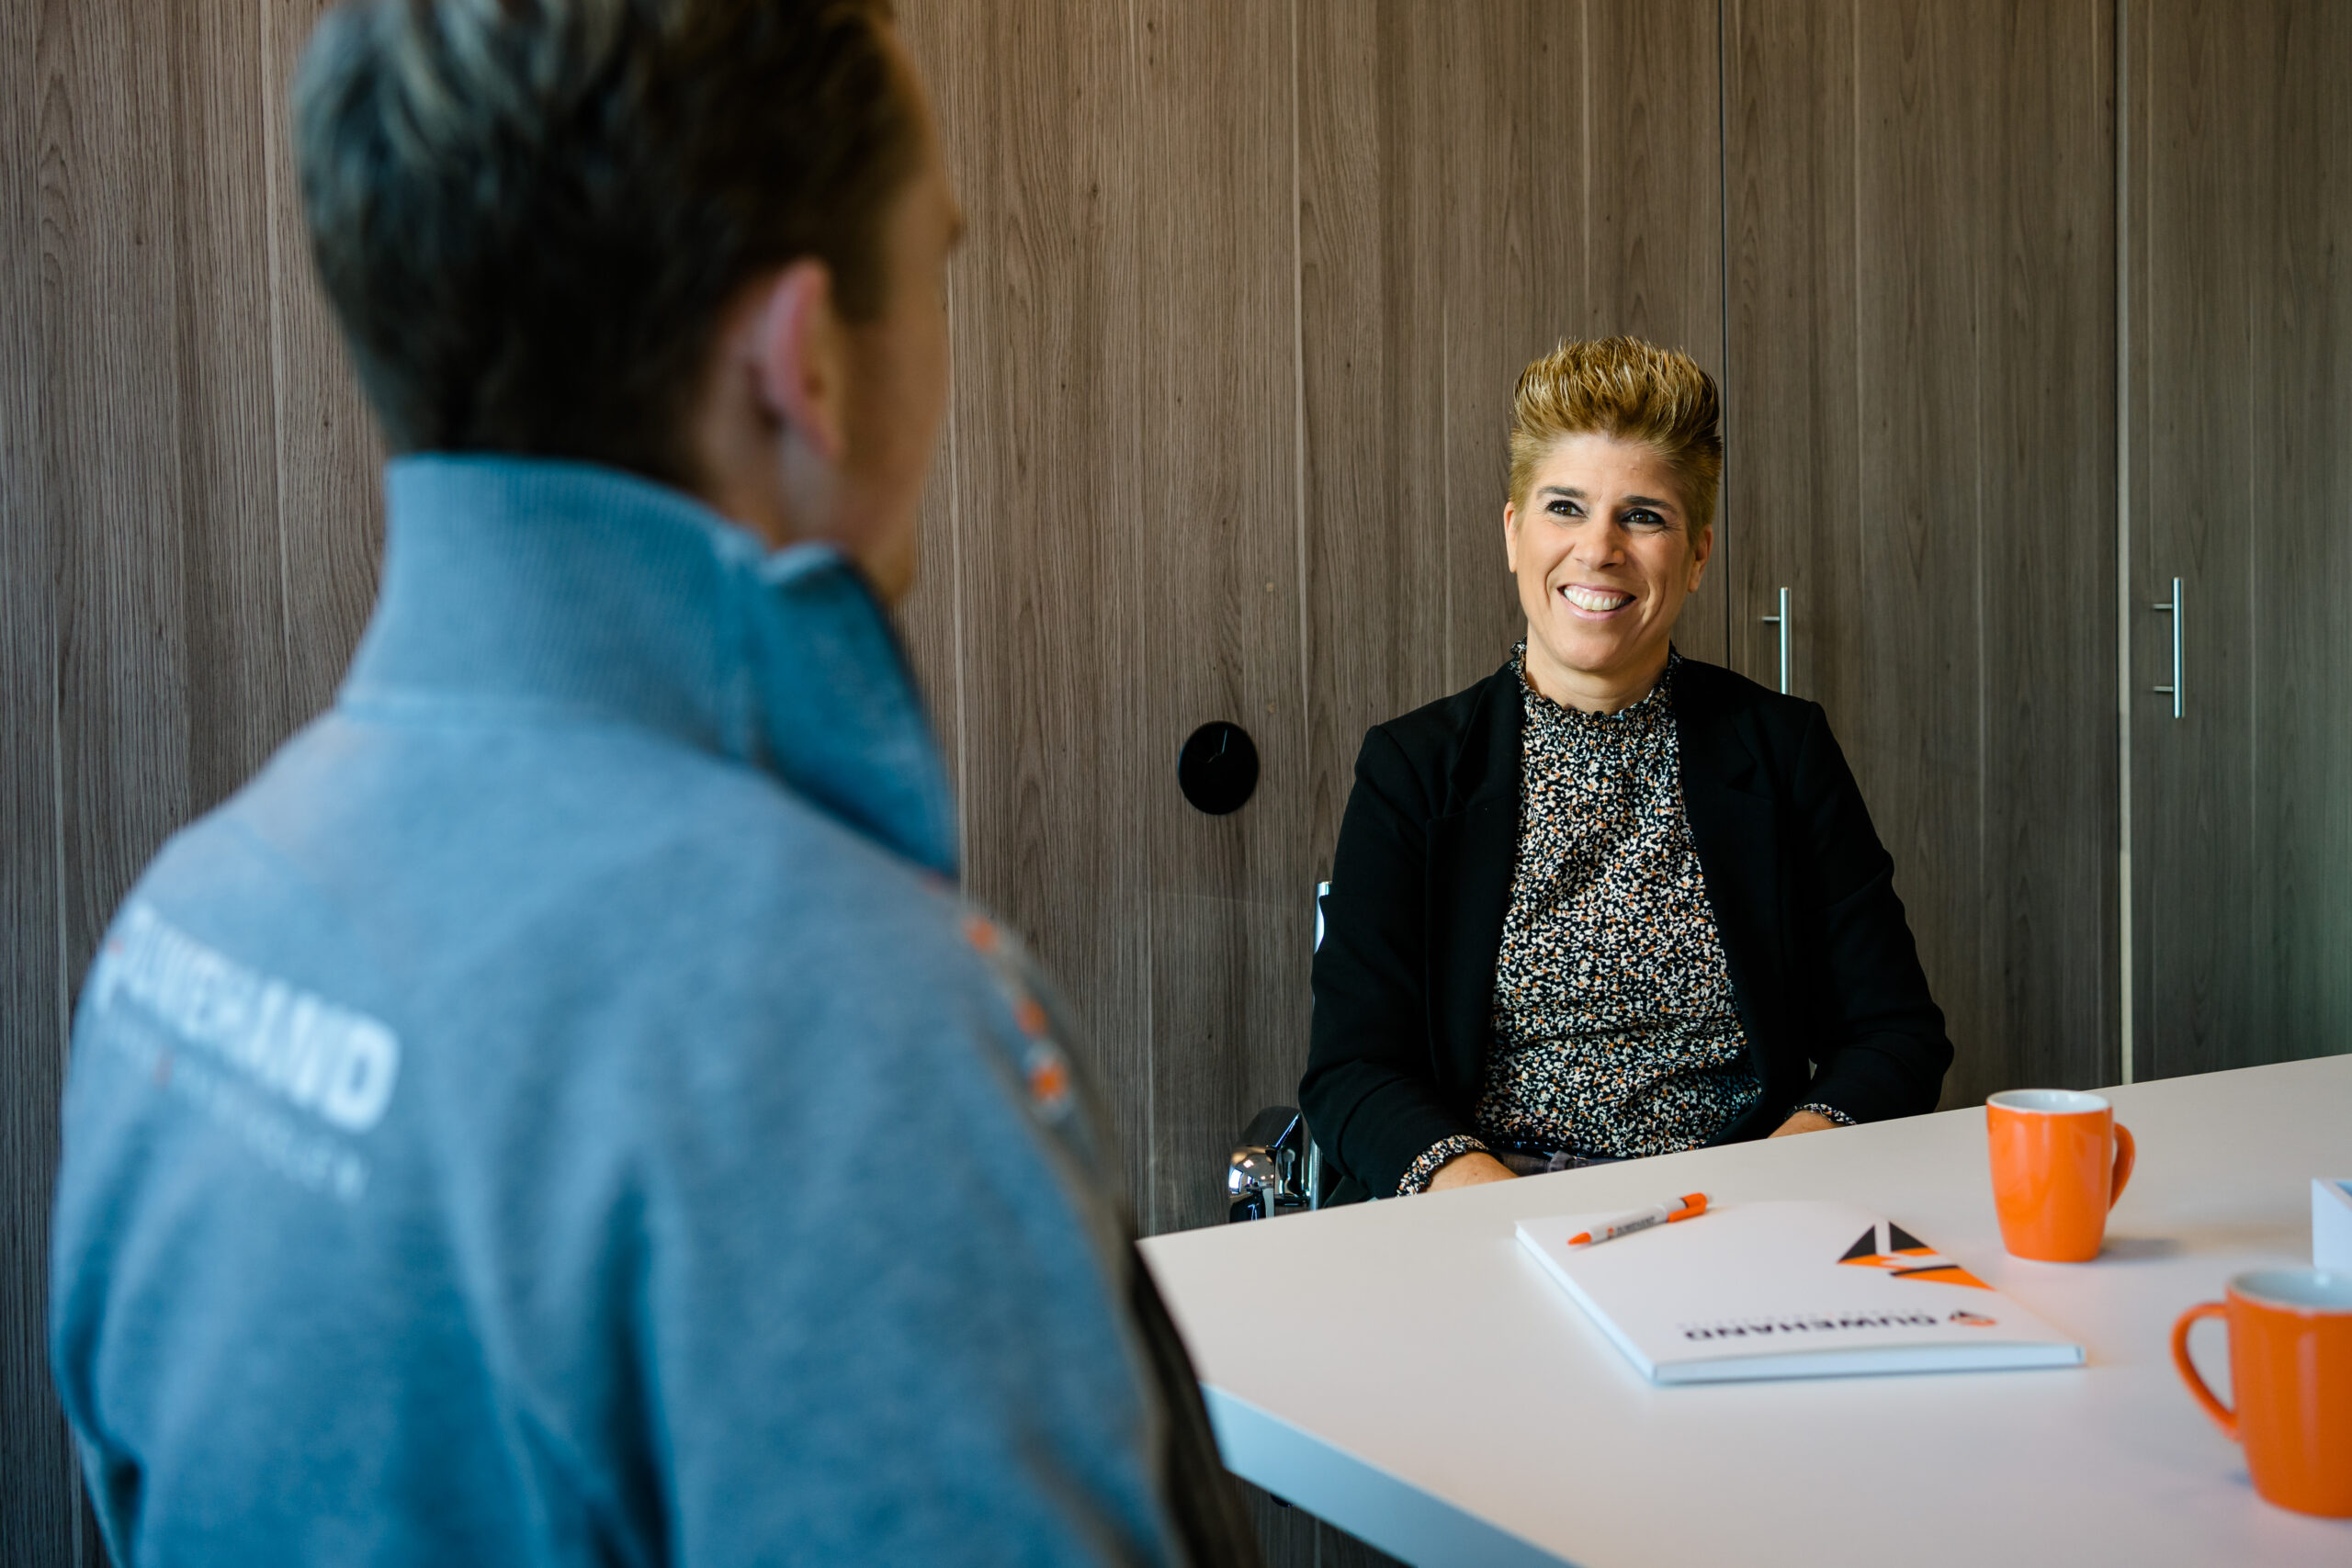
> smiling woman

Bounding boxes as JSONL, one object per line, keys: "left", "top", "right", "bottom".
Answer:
{"left": 1299, "top": 337, "right": 1953, "bottom": 1201}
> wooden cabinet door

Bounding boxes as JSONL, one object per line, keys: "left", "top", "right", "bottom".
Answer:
{"left": 2128, "top": 1, "right": 2352, "bottom": 1079}
{"left": 1724, "top": 0, "right": 2120, "bottom": 1108}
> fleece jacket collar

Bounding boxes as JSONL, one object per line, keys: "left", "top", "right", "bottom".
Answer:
{"left": 342, "top": 455, "right": 958, "bottom": 878}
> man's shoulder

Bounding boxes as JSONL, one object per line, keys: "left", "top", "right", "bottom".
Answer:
{"left": 191, "top": 711, "right": 989, "bottom": 1047}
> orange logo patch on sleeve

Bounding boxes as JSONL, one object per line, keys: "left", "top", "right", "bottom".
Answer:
{"left": 1023, "top": 1042, "right": 1072, "bottom": 1117}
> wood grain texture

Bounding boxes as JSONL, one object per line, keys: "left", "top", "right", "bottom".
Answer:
{"left": 893, "top": 0, "right": 1160, "bottom": 1218}
{"left": 1438, "top": 2, "right": 1590, "bottom": 693}
{"left": 1129, "top": 0, "right": 1310, "bottom": 1236}
{"left": 5, "top": 5, "right": 374, "bottom": 1557}
{"left": 2132, "top": 0, "right": 2352, "bottom": 1077}
{"left": 2256, "top": 2, "right": 2352, "bottom": 1066}
{"left": 264, "top": 0, "right": 385, "bottom": 722}
{"left": 1240, "top": 1481, "right": 1408, "bottom": 1568}
{"left": 1726, "top": 0, "right": 2118, "bottom": 1111}
{"left": 1295, "top": 0, "right": 1452, "bottom": 875}
{"left": 1972, "top": 0, "right": 2118, "bottom": 1100}
{"left": 1583, "top": 0, "right": 1730, "bottom": 667}
{"left": 0, "top": 0, "right": 77, "bottom": 1556}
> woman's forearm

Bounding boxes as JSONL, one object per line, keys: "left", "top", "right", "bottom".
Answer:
{"left": 1425, "top": 1150, "right": 1518, "bottom": 1190}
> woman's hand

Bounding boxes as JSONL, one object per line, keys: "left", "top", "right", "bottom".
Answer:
{"left": 1768, "top": 1109, "right": 1838, "bottom": 1138}
{"left": 1426, "top": 1151, "right": 1519, "bottom": 1190}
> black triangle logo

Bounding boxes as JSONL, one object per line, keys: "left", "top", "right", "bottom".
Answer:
{"left": 1889, "top": 1223, "right": 1928, "bottom": 1253}
{"left": 1839, "top": 1227, "right": 1879, "bottom": 1263}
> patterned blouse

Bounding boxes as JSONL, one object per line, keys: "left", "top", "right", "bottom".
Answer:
{"left": 1397, "top": 647, "right": 1847, "bottom": 1195}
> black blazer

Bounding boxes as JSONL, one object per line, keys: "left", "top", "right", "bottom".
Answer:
{"left": 1301, "top": 655, "right": 1952, "bottom": 1197}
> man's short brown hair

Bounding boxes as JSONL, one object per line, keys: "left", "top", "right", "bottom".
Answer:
{"left": 294, "top": 0, "right": 917, "bottom": 485}
{"left": 1508, "top": 336, "right": 1724, "bottom": 531}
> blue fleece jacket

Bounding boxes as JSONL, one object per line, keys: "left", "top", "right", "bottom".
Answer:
{"left": 50, "top": 458, "right": 1188, "bottom": 1566}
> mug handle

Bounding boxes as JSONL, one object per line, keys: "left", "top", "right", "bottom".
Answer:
{"left": 2108, "top": 1122, "right": 2136, "bottom": 1209}
{"left": 2170, "top": 1301, "right": 2235, "bottom": 1438}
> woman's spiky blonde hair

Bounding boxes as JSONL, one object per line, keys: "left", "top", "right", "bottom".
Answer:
{"left": 1508, "top": 336, "right": 1723, "bottom": 529}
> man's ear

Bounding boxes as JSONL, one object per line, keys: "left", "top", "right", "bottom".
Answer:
{"left": 747, "top": 260, "right": 849, "bottom": 464}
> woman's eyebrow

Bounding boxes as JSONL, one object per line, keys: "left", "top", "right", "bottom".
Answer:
{"left": 1618, "top": 493, "right": 1675, "bottom": 509}
{"left": 1536, "top": 485, "right": 1586, "bottom": 499}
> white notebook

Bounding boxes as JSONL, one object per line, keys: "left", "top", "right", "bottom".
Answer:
{"left": 1516, "top": 1200, "right": 2085, "bottom": 1383}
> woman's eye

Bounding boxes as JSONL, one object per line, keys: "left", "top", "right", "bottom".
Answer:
{"left": 1624, "top": 509, "right": 1666, "bottom": 529}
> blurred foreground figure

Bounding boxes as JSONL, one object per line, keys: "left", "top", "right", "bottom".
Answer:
{"left": 49, "top": 3, "right": 1255, "bottom": 1562}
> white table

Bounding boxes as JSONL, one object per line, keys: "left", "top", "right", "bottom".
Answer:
{"left": 1141, "top": 1056, "right": 2352, "bottom": 1566}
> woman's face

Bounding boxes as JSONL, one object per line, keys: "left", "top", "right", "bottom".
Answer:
{"left": 1503, "top": 432, "right": 1713, "bottom": 708}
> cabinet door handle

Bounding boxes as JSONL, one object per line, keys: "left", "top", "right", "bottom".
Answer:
{"left": 2153, "top": 576, "right": 2183, "bottom": 719}
{"left": 1758, "top": 586, "right": 1791, "bottom": 694}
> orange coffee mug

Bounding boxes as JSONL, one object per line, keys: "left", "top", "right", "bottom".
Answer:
{"left": 1984, "top": 1089, "right": 2135, "bottom": 1261}
{"left": 2172, "top": 1269, "right": 2352, "bottom": 1517}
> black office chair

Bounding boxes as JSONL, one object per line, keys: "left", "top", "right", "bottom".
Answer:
{"left": 1227, "top": 883, "right": 1349, "bottom": 1222}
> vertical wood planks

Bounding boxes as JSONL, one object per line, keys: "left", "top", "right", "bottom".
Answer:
{"left": 1131, "top": 0, "right": 1308, "bottom": 1235}
{"left": 2240, "top": 0, "right": 2352, "bottom": 1070}
{"left": 1295, "top": 0, "right": 1452, "bottom": 871}
{"left": 1439, "top": 3, "right": 1589, "bottom": 693}
{"left": 2136, "top": 1, "right": 2269, "bottom": 1077}
{"left": 264, "top": 0, "right": 385, "bottom": 723}
{"left": 164, "top": 0, "right": 295, "bottom": 804}
{"left": 2259, "top": 2, "right": 2352, "bottom": 1064}
{"left": 0, "top": 0, "right": 74, "bottom": 1557}
{"left": 892, "top": 0, "right": 1159, "bottom": 1217}
{"left": 2134, "top": 0, "right": 2352, "bottom": 1077}
{"left": 1727, "top": 0, "right": 2117, "bottom": 1108}
{"left": 1973, "top": 0, "right": 2117, "bottom": 1097}
{"left": 1584, "top": 0, "right": 1730, "bottom": 666}
{"left": 1849, "top": 0, "right": 1996, "bottom": 1107}
{"left": 1723, "top": 0, "right": 1860, "bottom": 702}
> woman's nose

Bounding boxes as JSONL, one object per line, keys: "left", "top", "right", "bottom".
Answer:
{"left": 1571, "top": 524, "right": 1626, "bottom": 567}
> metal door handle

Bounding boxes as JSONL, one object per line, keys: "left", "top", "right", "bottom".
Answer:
{"left": 1759, "top": 586, "right": 1791, "bottom": 694}
{"left": 2153, "top": 576, "right": 2183, "bottom": 718}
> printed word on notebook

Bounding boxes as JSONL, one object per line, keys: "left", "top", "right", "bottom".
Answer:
{"left": 1516, "top": 1200, "right": 2085, "bottom": 1383}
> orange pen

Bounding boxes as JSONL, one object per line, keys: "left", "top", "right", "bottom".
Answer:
{"left": 1566, "top": 1192, "right": 1710, "bottom": 1248}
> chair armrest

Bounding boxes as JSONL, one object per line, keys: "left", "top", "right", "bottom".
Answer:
{"left": 1228, "top": 1105, "right": 1314, "bottom": 1222}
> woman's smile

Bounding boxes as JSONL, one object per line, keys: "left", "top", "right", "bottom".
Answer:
{"left": 1559, "top": 582, "right": 1637, "bottom": 616}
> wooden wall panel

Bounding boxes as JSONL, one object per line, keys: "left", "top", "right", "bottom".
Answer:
{"left": 2132, "top": 0, "right": 2352, "bottom": 1078}
{"left": 893, "top": 0, "right": 1159, "bottom": 1216}
{"left": 164, "top": 0, "right": 296, "bottom": 803}
{"left": 0, "top": 0, "right": 77, "bottom": 1557}
{"left": 2134, "top": 1, "right": 2262, "bottom": 1077}
{"left": 2256, "top": 3, "right": 2352, "bottom": 1066}
{"left": 1437, "top": 5, "right": 1590, "bottom": 694}
{"left": 1130, "top": 0, "right": 1311, "bottom": 1236}
{"left": 263, "top": 0, "right": 384, "bottom": 720}
{"left": 1849, "top": 2, "right": 1996, "bottom": 1103}
{"left": 1973, "top": 0, "right": 2119, "bottom": 1100}
{"left": 1726, "top": 0, "right": 2117, "bottom": 1111}
{"left": 1584, "top": 0, "right": 1730, "bottom": 666}
{"left": 1723, "top": 0, "right": 1860, "bottom": 707}
{"left": 1295, "top": 0, "right": 1451, "bottom": 869}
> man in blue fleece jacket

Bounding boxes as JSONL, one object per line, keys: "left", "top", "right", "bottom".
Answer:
{"left": 47, "top": 3, "right": 1256, "bottom": 1563}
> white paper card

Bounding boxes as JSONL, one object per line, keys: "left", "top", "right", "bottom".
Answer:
{"left": 2315, "top": 1179, "right": 2352, "bottom": 1271}
{"left": 1516, "top": 1199, "right": 2084, "bottom": 1384}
